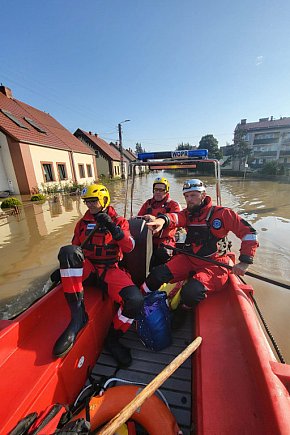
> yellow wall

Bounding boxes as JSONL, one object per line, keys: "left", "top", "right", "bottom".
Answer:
{"left": 29, "top": 144, "right": 96, "bottom": 189}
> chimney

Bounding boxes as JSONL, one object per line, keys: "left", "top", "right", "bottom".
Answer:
{"left": 270, "top": 116, "right": 274, "bottom": 121}
{"left": 94, "top": 133, "right": 98, "bottom": 137}
{"left": 0, "top": 85, "right": 13, "bottom": 98}
{"left": 259, "top": 117, "right": 269, "bottom": 122}
{"left": 241, "top": 119, "right": 247, "bottom": 125}
{"left": 89, "top": 131, "right": 92, "bottom": 135}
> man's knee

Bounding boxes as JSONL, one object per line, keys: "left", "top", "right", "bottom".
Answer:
{"left": 145, "top": 264, "right": 174, "bottom": 291}
{"left": 58, "top": 245, "right": 84, "bottom": 269}
{"left": 119, "top": 285, "right": 144, "bottom": 318}
{"left": 181, "top": 278, "right": 207, "bottom": 307}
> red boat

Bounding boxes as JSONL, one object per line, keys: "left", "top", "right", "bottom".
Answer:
{"left": 1, "top": 153, "right": 290, "bottom": 434}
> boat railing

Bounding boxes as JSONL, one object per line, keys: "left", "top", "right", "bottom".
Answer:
{"left": 124, "top": 151, "right": 221, "bottom": 218}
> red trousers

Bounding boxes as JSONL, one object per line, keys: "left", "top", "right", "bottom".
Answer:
{"left": 61, "top": 259, "right": 136, "bottom": 332}
{"left": 166, "top": 253, "right": 230, "bottom": 292}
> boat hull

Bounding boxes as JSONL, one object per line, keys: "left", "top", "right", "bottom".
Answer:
{"left": 193, "top": 272, "right": 290, "bottom": 434}
{"left": 0, "top": 284, "right": 114, "bottom": 435}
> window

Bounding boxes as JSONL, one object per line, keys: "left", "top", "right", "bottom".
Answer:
{"left": 42, "top": 163, "right": 55, "bottom": 182}
{"left": 255, "top": 132, "right": 279, "bottom": 139}
{"left": 86, "top": 164, "right": 92, "bottom": 177}
{"left": 0, "top": 109, "right": 28, "bottom": 128}
{"left": 24, "top": 117, "right": 46, "bottom": 133}
{"left": 79, "top": 164, "right": 85, "bottom": 178}
{"left": 57, "top": 163, "right": 67, "bottom": 180}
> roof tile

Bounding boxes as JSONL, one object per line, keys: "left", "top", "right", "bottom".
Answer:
{"left": 0, "top": 92, "right": 94, "bottom": 155}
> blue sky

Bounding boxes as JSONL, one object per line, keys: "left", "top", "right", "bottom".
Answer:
{"left": 1, "top": 0, "right": 290, "bottom": 152}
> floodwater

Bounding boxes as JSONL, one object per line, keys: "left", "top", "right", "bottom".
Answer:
{"left": 1, "top": 174, "right": 290, "bottom": 362}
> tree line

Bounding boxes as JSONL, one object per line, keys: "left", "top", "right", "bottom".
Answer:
{"left": 135, "top": 135, "right": 222, "bottom": 160}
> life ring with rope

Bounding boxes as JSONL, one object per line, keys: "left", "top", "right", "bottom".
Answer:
{"left": 70, "top": 385, "right": 181, "bottom": 434}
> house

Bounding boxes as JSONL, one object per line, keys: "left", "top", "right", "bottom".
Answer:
{"left": 0, "top": 86, "right": 97, "bottom": 195}
{"left": 109, "top": 142, "right": 146, "bottom": 176}
{"left": 234, "top": 117, "right": 290, "bottom": 170}
{"left": 74, "top": 129, "right": 124, "bottom": 179}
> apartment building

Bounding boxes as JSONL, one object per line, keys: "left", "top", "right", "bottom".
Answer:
{"left": 235, "top": 117, "right": 290, "bottom": 169}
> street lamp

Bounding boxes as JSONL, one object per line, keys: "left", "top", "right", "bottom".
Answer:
{"left": 118, "top": 120, "right": 130, "bottom": 180}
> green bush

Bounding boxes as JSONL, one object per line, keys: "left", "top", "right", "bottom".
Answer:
{"left": 31, "top": 194, "right": 47, "bottom": 202}
{"left": 1, "top": 197, "right": 23, "bottom": 209}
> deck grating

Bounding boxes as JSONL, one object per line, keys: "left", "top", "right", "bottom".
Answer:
{"left": 91, "top": 312, "right": 194, "bottom": 434}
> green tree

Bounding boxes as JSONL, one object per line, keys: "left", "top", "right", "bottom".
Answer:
{"left": 176, "top": 142, "right": 195, "bottom": 150}
{"left": 198, "top": 135, "right": 222, "bottom": 159}
{"left": 135, "top": 143, "right": 145, "bottom": 154}
{"left": 233, "top": 127, "right": 251, "bottom": 170}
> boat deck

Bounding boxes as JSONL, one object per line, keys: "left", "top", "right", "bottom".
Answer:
{"left": 92, "top": 312, "right": 194, "bottom": 434}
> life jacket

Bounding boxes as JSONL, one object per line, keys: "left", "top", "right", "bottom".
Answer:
{"left": 143, "top": 195, "right": 180, "bottom": 247}
{"left": 73, "top": 207, "right": 121, "bottom": 265}
{"left": 185, "top": 205, "right": 229, "bottom": 257}
{"left": 145, "top": 194, "right": 172, "bottom": 215}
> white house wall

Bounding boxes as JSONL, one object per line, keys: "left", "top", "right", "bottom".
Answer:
{"left": 72, "top": 152, "right": 96, "bottom": 183}
{"left": 29, "top": 144, "right": 95, "bottom": 190}
{"left": 0, "top": 131, "right": 19, "bottom": 193}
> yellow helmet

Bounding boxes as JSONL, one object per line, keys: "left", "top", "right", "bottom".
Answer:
{"left": 81, "top": 184, "right": 110, "bottom": 208}
{"left": 153, "top": 177, "right": 170, "bottom": 192}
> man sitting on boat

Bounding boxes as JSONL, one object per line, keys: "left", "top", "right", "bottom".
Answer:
{"left": 137, "top": 177, "right": 181, "bottom": 269}
{"left": 53, "top": 184, "right": 144, "bottom": 367}
{"left": 141, "top": 178, "right": 259, "bottom": 322}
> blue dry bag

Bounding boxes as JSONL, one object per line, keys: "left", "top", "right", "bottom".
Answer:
{"left": 137, "top": 291, "right": 172, "bottom": 351}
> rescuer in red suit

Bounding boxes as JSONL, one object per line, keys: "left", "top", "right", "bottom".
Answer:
{"left": 141, "top": 179, "right": 259, "bottom": 323}
{"left": 137, "top": 177, "right": 181, "bottom": 269}
{"left": 53, "top": 184, "right": 144, "bottom": 367}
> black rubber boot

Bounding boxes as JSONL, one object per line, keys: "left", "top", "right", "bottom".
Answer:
{"left": 104, "top": 326, "right": 132, "bottom": 368}
{"left": 53, "top": 292, "right": 88, "bottom": 358}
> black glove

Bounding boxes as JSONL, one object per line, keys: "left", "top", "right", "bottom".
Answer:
{"left": 55, "top": 418, "right": 90, "bottom": 434}
{"left": 95, "top": 212, "right": 124, "bottom": 241}
{"left": 95, "top": 212, "right": 113, "bottom": 227}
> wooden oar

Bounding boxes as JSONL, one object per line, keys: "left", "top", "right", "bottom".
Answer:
{"left": 162, "top": 244, "right": 290, "bottom": 290}
{"left": 97, "top": 336, "right": 202, "bottom": 435}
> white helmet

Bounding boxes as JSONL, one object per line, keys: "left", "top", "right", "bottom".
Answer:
{"left": 182, "top": 179, "right": 206, "bottom": 193}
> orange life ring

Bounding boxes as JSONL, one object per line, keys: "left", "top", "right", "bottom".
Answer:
{"left": 71, "top": 385, "right": 181, "bottom": 434}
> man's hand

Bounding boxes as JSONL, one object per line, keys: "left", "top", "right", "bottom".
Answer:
{"left": 141, "top": 214, "right": 156, "bottom": 222}
{"left": 146, "top": 218, "right": 165, "bottom": 234}
{"left": 231, "top": 262, "right": 249, "bottom": 276}
{"left": 95, "top": 212, "right": 113, "bottom": 226}
{"left": 95, "top": 212, "right": 124, "bottom": 240}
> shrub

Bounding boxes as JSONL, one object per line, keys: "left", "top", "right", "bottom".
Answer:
{"left": 31, "top": 194, "right": 47, "bottom": 202}
{"left": 1, "top": 197, "right": 23, "bottom": 209}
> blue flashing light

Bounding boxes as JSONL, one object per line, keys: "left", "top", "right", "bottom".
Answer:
{"left": 137, "top": 149, "right": 208, "bottom": 161}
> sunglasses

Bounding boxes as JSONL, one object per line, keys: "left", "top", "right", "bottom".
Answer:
{"left": 183, "top": 182, "right": 204, "bottom": 189}
{"left": 83, "top": 199, "right": 99, "bottom": 204}
{"left": 153, "top": 188, "right": 166, "bottom": 192}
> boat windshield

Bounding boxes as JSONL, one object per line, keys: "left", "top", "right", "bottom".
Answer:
{"left": 124, "top": 149, "right": 221, "bottom": 218}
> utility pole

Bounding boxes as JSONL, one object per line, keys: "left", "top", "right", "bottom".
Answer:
{"left": 118, "top": 120, "right": 130, "bottom": 180}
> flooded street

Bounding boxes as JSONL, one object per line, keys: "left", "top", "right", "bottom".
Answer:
{"left": 1, "top": 174, "right": 290, "bottom": 362}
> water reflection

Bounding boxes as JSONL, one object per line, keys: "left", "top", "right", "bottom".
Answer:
{"left": 0, "top": 175, "right": 290, "bottom": 362}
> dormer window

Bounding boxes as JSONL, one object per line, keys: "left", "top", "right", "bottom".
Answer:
{"left": 0, "top": 109, "right": 28, "bottom": 128}
{"left": 24, "top": 117, "right": 46, "bottom": 133}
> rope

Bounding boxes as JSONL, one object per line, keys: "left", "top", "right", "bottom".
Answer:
{"left": 239, "top": 276, "right": 286, "bottom": 364}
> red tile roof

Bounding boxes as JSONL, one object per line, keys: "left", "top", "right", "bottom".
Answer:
{"left": 76, "top": 129, "right": 121, "bottom": 161}
{"left": 125, "top": 148, "right": 137, "bottom": 160}
{"left": 0, "top": 92, "right": 94, "bottom": 155}
{"left": 236, "top": 117, "right": 290, "bottom": 131}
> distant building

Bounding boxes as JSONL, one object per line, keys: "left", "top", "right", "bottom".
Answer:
{"left": 0, "top": 86, "right": 96, "bottom": 195}
{"left": 109, "top": 142, "right": 146, "bottom": 176}
{"left": 234, "top": 117, "right": 290, "bottom": 170}
{"left": 74, "top": 129, "right": 125, "bottom": 179}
